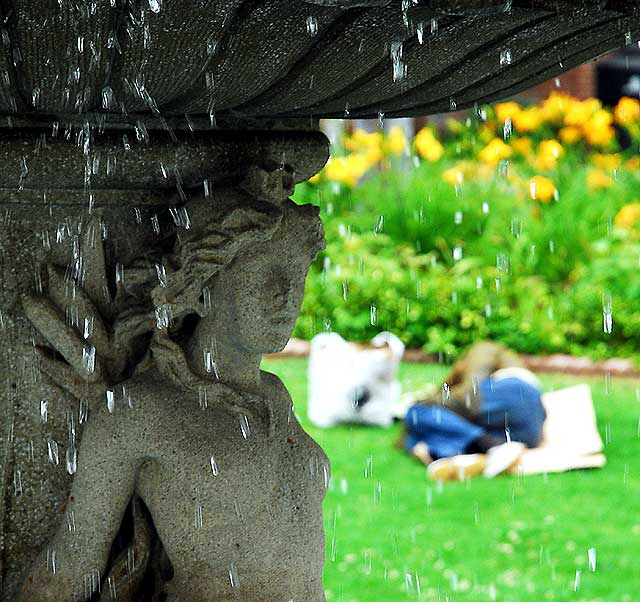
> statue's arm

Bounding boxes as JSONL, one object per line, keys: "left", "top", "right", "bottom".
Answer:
{"left": 20, "top": 409, "right": 140, "bottom": 602}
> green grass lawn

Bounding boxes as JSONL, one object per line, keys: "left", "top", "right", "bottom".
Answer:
{"left": 261, "top": 358, "right": 640, "bottom": 602}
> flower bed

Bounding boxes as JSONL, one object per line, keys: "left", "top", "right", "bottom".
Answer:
{"left": 293, "top": 94, "right": 640, "bottom": 362}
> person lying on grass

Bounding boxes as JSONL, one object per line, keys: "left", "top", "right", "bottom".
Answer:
{"left": 401, "top": 341, "right": 546, "bottom": 481}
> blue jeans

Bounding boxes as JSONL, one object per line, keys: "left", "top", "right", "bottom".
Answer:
{"left": 404, "top": 377, "right": 546, "bottom": 459}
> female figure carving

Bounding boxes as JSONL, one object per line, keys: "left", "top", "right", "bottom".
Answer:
{"left": 20, "top": 175, "right": 329, "bottom": 602}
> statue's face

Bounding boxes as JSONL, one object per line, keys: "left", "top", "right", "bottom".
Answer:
{"left": 215, "top": 232, "right": 314, "bottom": 354}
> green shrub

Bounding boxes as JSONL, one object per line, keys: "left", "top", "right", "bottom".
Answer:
{"left": 292, "top": 118, "right": 640, "bottom": 362}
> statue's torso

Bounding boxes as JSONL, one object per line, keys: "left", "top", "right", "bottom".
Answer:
{"left": 127, "top": 369, "right": 328, "bottom": 600}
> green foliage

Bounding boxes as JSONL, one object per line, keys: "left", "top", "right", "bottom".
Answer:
{"left": 293, "top": 156, "right": 640, "bottom": 361}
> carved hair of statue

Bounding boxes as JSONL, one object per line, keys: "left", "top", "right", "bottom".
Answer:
{"left": 22, "top": 177, "right": 324, "bottom": 425}
{"left": 147, "top": 193, "right": 325, "bottom": 426}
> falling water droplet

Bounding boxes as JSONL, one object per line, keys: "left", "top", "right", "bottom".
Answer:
{"left": 82, "top": 345, "right": 96, "bottom": 375}
{"left": 390, "top": 41, "right": 407, "bottom": 83}
{"left": 155, "top": 305, "right": 173, "bottom": 330}
{"left": 210, "top": 455, "right": 219, "bottom": 476}
{"left": 47, "top": 438, "right": 60, "bottom": 465}
{"left": 588, "top": 547, "right": 596, "bottom": 572}
{"left": 79, "top": 399, "right": 89, "bottom": 424}
{"left": 603, "top": 292, "right": 613, "bottom": 334}
{"left": 115, "top": 263, "right": 125, "bottom": 287}
{"left": 306, "top": 15, "right": 318, "bottom": 36}
{"left": 66, "top": 510, "right": 76, "bottom": 533}
{"left": 84, "top": 570, "right": 101, "bottom": 598}
{"left": 202, "top": 286, "right": 212, "bottom": 314}
{"left": 148, "top": 0, "right": 161, "bottom": 13}
{"left": 573, "top": 569, "right": 581, "bottom": 591}
{"left": 155, "top": 264, "right": 167, "bottom": 288}
{"left": 500, "top": 49, "right": 512, "bottom": 66}
{"left": 239, "top": 414, "right": 250, "bottom": 439}
{"left": 194, "top": 488, "right": 203, "bottom": 529}
{"left": 13, "top": 469, "right": 22, "bottom": 496}
{"left": 198, "top": 386, "right": 208, "bottom": 409}
{"left": 106, "top": 389, "right": 115, "bottom": 413}
{"left": 46, "top": 548, "right": 57, "bottom": 574}
{"left": 151, "top": 214, "right": 160, "bottom": 235}
{"left": 66, "top": 445, "right": 77, "bottom": 475}
{"left": 40, "top": 399, "right": 48, "bottom": 423}
{"left": 127, "top": 547, "right": 136, "bottom": 575}
{"left": 370, "top": 305, "right": 377, "bottom": 325}
{"left": 107, "top": 575, "right": 117, "bottom": 600}
{"left": 228, "top": 563, "right": 240, "bottom": 588}
{"left": 503, "top": 117, "right": 512, "bottom": 140}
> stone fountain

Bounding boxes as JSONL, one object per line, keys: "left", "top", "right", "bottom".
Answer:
{"left": 0, "top": 1, "right": 638, "bottom": 600}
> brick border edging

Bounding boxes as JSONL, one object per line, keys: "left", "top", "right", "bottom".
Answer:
{"left": 265, "top": 339, "right": 640, "bottom": 378}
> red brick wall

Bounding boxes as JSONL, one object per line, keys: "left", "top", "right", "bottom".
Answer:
{"left": 519, "top": 62, "right": 597, "bottom": 102}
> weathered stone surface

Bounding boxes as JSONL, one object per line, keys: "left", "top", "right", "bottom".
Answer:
{"left": 0, "top": 128, "right": 329, "bottom": 601}
{"left": 0, "top": 1, "right": 637, "bottom": 125}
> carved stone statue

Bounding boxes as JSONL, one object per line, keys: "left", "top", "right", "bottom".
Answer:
{"left": 19, "top": 172, "right": 329, "bottom": 602}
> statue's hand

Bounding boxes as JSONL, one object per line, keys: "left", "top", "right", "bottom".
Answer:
{"left": 21, "top": 217, "right": 152, "bottom": 402}
{"left": 21, "top": 292, "right": 108, "bottom": 403}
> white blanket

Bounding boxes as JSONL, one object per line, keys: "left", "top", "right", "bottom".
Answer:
{"left": 307, "top": 332, "right": 405, "bottom": 428}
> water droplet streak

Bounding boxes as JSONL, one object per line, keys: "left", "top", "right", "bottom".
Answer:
{"left": 306, "top": 15, "right": 318, "bottom": 36}
{"left": 210, "top": 455, "right": 219, "bottom": 476}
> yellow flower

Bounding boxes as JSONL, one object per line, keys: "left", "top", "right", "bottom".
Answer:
{"left": 559, "top": 126, "right": 582, "bottom": 145}
{"left": 344, "top": 130, "right": 382, "bottom": 167}
{"left": 494, "top": 101, "right": 522, "bottom": 123}
{"left": 583, "top": 109, "right": 615, "bottom": 147}
{"left": 586, "top": 169, "right": 614, "bottom": 190}
{"left": 324, "top": 154, "right": 370, "bottom": 187}
{"left": 308, "top": 172, "right": 321, "bottom": 184}
{"left": 442, "top": 166, "right": 465, "bottom": 186}
{"left": 614, "top": 202, "right": 640, "bottom": 229}
{"left": 535, "top": 139, "right": 564, "bottom": 170}
{"left": 614, "top": 97, "right": 640, "bottom": 126}
{"left": 511, "top": 137, "right": 532, "bottom": 156}
{"left": 528, "top": 175, "right": 556, "bottom": 203}
{"left": 564, "top": 98, "right": 600, "bottom": 127}
{"left": 513, "top": 107, "right": 545, "bottom": 133}
{"left": 384, "top": 126, "right": 408, "bottom": 155}
{"left": 344, "top": 130, "right": 383, "bottom": 166}
{"left": 414, "top": 127, "right": 444, "bottom": 162}
{"left": 592, "top": 153, "right": 622, "bottom": 170}
{"left": 541, "top": 92, "right": 574, "bottom": 122}
{"left": 478, "top": 137, "right": 513, "bottom": 166}
{"left": 344, "top": 129, "right": 382, "bottom": 152}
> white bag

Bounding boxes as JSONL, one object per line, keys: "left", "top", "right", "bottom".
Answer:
{"left": 307, "top": 332, "right": 405, "bottom": 428}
